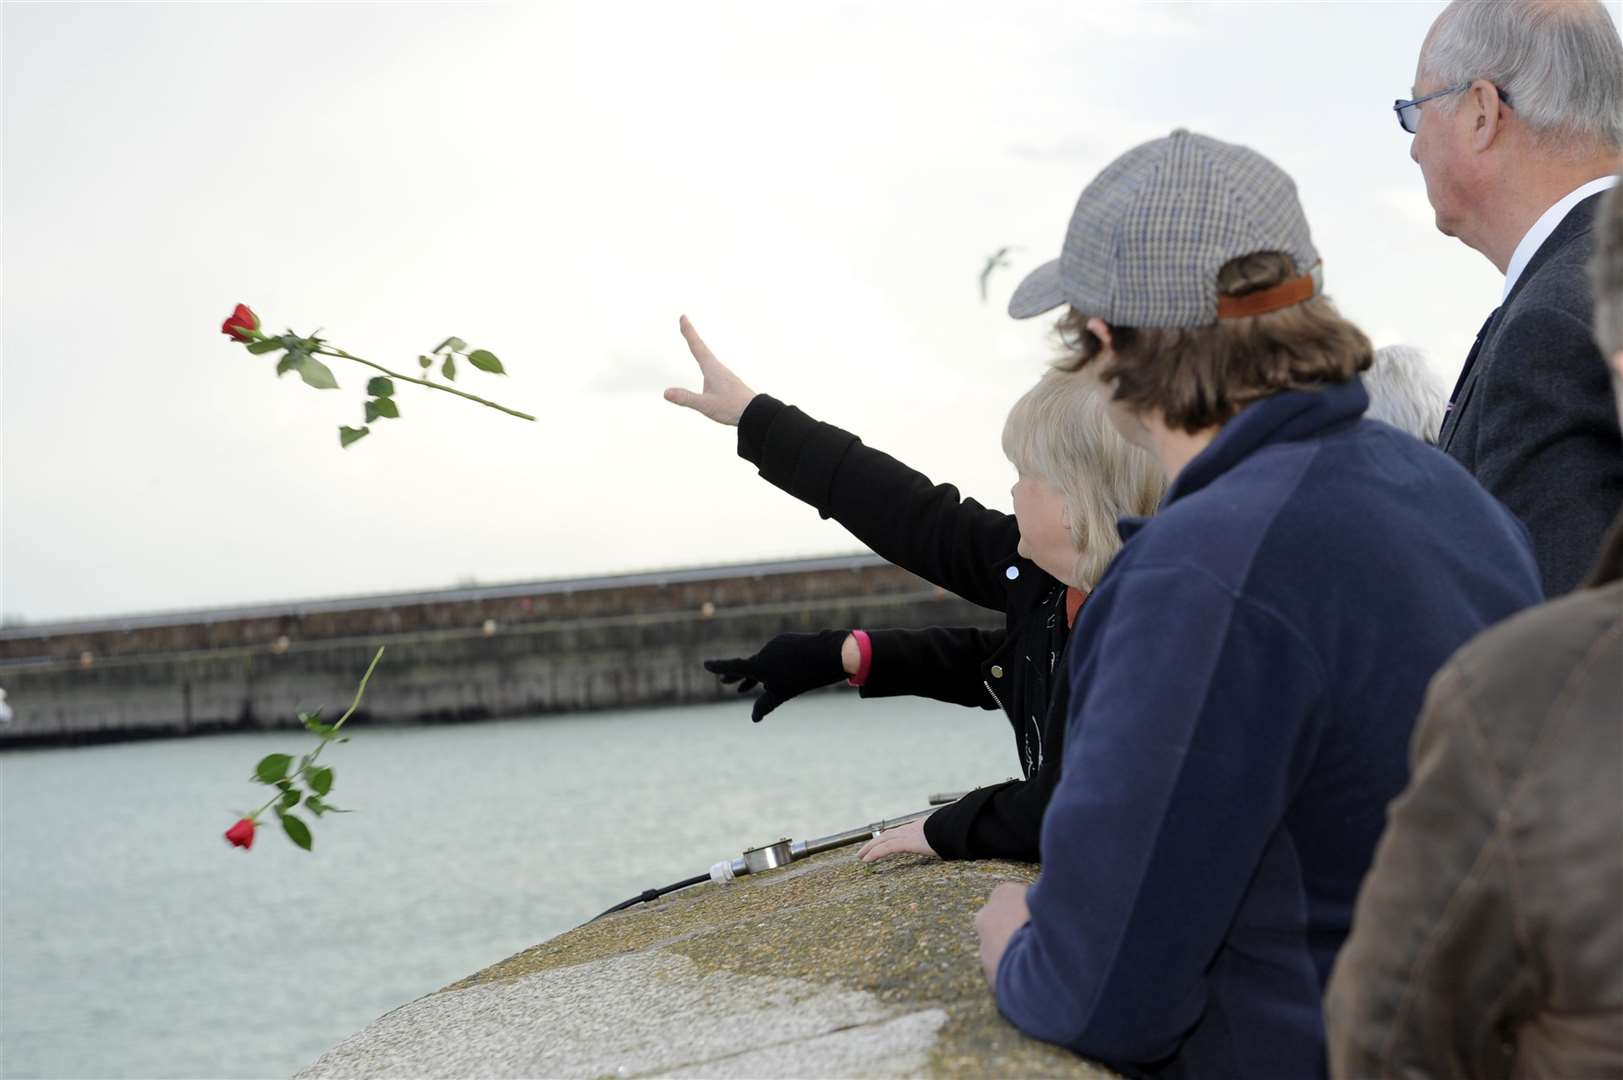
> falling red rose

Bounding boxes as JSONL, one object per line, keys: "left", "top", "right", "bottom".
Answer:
{"left": 220, "top": 303, "right": 259, "bottom": 343}
{"left": 224, "top": 817, "right": 256, "bottom": 850}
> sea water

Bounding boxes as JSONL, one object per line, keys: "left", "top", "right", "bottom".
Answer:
{"left": 0, "top": 695, "right": 1014, "bottom": 1078}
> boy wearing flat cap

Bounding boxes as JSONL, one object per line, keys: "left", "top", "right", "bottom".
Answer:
{"left": 972, "top": 131, "right": 1543, "bottom": 1079}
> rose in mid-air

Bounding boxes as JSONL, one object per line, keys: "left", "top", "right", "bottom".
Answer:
{"left": 222, "top": 647, "right": 383, "bottom": 852}
{"left": 217, "top": 302, "right": 531, "bottom": 448}
{"left": 224, "top": 817, "right": 256, "bottom": 850}
{"left": 220, "top": 304, "right": 260, "bottom": 343}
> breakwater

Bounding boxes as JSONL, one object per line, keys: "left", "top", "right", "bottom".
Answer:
{"left": 0, "top": 555, "right": 1001, "bottom": 747}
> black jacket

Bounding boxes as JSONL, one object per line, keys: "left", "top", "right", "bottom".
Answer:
{"left": 738, "top": 393, "right": 1072, "bottom": 861}
{"left": 1440, "top": 189, "right": 1623, "bottom": 596}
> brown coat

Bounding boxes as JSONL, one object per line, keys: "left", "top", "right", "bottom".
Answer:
{"left": 1325, "top": 514, "right": 1623, "bottom": 1078}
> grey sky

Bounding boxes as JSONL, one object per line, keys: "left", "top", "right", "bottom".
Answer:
{"left": 2, "top": 1, "right": 1563, "bottom": 623}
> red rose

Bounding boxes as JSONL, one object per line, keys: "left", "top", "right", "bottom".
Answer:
{"left": 224, "top": 817, "right": 256, "bottom": 849}
{"left": 221, "top": 303, "right": 260, "bottom": 343}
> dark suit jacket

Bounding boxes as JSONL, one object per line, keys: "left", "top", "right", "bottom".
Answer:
{"left": 1439, "top": 188, "right": 1623, "bottom": 596}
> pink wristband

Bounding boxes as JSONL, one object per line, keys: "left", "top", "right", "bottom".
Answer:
{"left": 847, "top": 629, "right": 873, "bottom": 687}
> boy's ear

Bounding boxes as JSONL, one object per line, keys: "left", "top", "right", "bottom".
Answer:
{"left": 1086, "top": 317, "right": 1115, "bottom": 354}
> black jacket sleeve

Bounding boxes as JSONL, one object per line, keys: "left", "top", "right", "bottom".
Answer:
{"left": 858, "top": 626, "right": 1004, "bottom": 710}
{"left": 737, "top": 394, "right": 1019, "bottom": 612}
{"left": 923, "top": 757, "right": 1059, "bottom": 862}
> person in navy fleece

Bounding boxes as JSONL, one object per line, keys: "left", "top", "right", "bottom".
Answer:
{"left": 971, "top": 130, "right": 1545, "bottom": 1079}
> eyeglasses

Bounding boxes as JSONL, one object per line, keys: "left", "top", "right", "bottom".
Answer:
{"left": 1394, "top": 83, "right": 1511, "bottom": 134}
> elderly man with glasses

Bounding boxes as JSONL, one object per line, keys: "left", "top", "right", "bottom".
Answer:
{"left": 1395, "top": 0, "right": 1623, "bottom": 596}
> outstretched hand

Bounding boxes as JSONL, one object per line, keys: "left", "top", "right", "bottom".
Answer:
{"left": 704, "top": 629, "right": 849, "bottom": 722}
{"left": 663, "top": 315, "right": 756, "bottom": 426}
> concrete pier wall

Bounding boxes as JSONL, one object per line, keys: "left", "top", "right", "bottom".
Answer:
{"left": 0, "top": 555, "right": 1002, "bottom": 747}
{"left": 296, "top": 846, "right": 1117, "bottom": 1079}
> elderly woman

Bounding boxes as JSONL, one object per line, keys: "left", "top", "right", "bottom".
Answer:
{"left": 665, "top": 317, "right": 1164, "bottom": 864}
{"left": 1363, "top": 343, "right": 1449, "bottom": 443}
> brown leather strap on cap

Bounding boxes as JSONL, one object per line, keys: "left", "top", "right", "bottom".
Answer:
{"left": 1216, "top": 265, "right": 1320, "bottom": 319}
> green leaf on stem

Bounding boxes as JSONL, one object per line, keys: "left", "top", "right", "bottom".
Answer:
{"left": 276, "top": 354, "right": 301, "bottom": 377}
{"left": 364, "top": 398, "right": 399, "bottom": 423}
{"left": 309, "top": 766, "right": 334, "bottom": 796}
{"left": 281, "top": 813, "right": 313, "bottom": 851}
{"left": 339, "top": 425, "right": 370, "bottom": 448}
{"left": 279, "top": 788, "right": 301, "bottom": 811}
{"left": 300, "top": 711, "right": 334, "bottom": 736}
{"left": 255, "top": 754, "right": 293, "bottom": 783}
{"left": 433, "top": 337, "right": 467, "bottom": 354}
{"left": 441, "top": 355, "right": 457, "bottom": 381}
{"left": 295, "top": 355, "right": 339, "bottom": 390}
{"left": 467, "top": 349, "right": 504, "bottom": 374}
{"left": 418, "top": 355, "right": 433, "bottom": 370}
{"left": 305, "top": 795, "right": 327, "bottom": 816}
{"left": 247, "top": 338, "right": 285, "bottom": 355}
{"left": 367, "top": 377, "right": 395, "bottom": 398}
{"left": 275, "top": 779, "right": 292, "bottom": 791}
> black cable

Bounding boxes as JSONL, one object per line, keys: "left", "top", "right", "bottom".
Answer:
{"left": 589, "top": 873, "right": 710, "bottom": 922}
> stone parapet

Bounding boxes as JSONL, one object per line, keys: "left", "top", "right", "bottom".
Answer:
{"left": 298, "top": 847, "right": 1118, "bottom": 1079}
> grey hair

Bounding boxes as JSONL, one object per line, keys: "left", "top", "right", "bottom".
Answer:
{"left": 1363, "top": 344, "right": 1449, "bottom": 444}
{"left": 1421, "top": 0, "right": 1623, "bottom": 151}
{"left": 1593, "top": 184, "right": 1623, "bottom": 358}
{"left": 1001, "top": 371, "right": 1165, "bottom": 589}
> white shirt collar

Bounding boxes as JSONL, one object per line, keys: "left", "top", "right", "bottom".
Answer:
{"left": 1502, "top": 174, "right": 1619, "bottom": 301}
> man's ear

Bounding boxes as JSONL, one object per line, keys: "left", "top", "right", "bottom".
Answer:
{"left": 1468, "top": 79, "right": 1506, "bottom": 151}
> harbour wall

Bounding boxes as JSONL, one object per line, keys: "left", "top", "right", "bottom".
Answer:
{"left": 0, "top": 555, "right": 1002, "bottom": 747}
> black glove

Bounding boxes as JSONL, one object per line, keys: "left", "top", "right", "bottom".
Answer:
{"left": 704, "top": 630, "right": 850, "bottom": 722}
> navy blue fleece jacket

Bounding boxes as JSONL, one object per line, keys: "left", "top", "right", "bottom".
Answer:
{"left": 993, "top": 379, "right": 1543, "bottom": 1079}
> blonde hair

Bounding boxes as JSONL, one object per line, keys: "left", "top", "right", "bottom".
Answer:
{"left": 1002, "top": 371, "right": 1166, "bottom": 589}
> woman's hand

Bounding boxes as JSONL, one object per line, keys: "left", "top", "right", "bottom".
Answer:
{"left": 663, "top": 315, "right": 756, "bottom": 426}
{"left": 858, "top": 816, "right": 938, "bottom": 863}
{"left": 704, "top": 630, "right": 849, "bottom": 722}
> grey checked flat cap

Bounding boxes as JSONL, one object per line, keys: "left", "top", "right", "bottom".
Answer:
{"left": 1008, "top": 130, "right": 1320, "bottom": 327}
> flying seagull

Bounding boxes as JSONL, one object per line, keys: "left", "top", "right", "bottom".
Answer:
{"left": 979, "top": 246, "right": 1020, "bottom": 303}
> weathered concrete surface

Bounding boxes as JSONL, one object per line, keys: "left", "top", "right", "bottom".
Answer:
{"left": 298, "top": 849, "right": 1119, "bottom": 1079}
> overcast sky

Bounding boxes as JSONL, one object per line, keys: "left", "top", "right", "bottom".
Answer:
{"left": 6, "top": 0, "right": 1588, "bottom": 624}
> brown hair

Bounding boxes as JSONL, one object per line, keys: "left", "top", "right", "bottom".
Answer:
{"left": 1052, "top": 252, "right": 1374, "bottom": 433}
